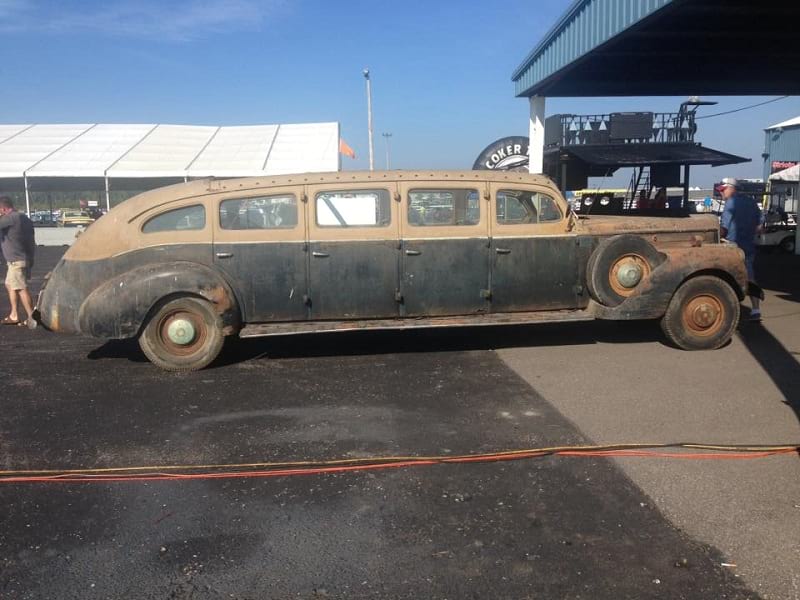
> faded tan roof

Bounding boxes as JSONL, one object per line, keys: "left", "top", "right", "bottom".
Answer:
{"left": 66, "top": 170, "right": 562, "bottom": 261}
{"left": 113, "top": 170, "right": 559, "bottom": 222}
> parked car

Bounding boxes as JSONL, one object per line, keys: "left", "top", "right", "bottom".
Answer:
{"left": 58, "top": 209, "right": 94, "bottom": 227}
{"left": 36, "top": 171, "right": 748, "bottom": 371}
{"left": 757, "top": 223, "right": 796, "bottom": 254}
{"left": 31, "top": 212, "right": 58, "bottom": 227}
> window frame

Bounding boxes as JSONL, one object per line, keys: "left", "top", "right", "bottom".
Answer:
{"left": 398, "top": 181, "right": 488, "bottom": 239}
{"left": 212, "top": 187, "right": 305, "bottom": 244}
{"left": 306, "top": 183, "right": 398, "bottom": 241}
{"left": 219, "top": 193, "right": 299, "bottom": 231}
{"left": 406, "top": 188, "right": 482, "bottom": 228}
{"left": 314, "top": 188, "right": 392, "bottom": 229}
{"left": 489, "top": 183, "right": 568, "bottom": 237}
{"left": 141, "top": 204, "right": 207, "bottom": 234}
{"left": 495, "top": 188, "right": 563, "bottom": 226}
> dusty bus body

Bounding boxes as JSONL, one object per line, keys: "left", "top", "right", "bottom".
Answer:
{"left": 37, "top": 171, "right": 748, "bottom": 370}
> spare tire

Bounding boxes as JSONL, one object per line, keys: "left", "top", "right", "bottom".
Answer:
{"left": 587, "top": 235, "right": 663, "bottom": 307}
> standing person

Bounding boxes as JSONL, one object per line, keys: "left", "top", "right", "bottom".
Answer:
{"left": 0, "top": 196, "right": 36, "bottom": 326}
{"left": 719, "top": 178, "right": 765, "bottom": 321}
{"left": 653, "top": 187, "right": 668, "bottom": 209}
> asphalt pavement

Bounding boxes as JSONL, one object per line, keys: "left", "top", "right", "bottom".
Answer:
{"left": 0, "top": 246, "right": 795, "bottom": 599}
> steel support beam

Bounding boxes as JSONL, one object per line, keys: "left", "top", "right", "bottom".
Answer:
{"left": 23, "top": 174, "right": 30, "bottom": 215}
{"left": 528, "top": 96, "right": 546, "bottom": 174}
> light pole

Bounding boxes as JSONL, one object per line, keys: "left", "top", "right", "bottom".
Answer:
{"left": 382, "top": 132, "right": 392, "bottom": 170}
{"left": 363, "top": 68, "right": 374, "bottom": 171}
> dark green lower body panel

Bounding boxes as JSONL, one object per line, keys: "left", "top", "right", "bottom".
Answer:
{"left": 491, "top": 236, "right": 581, "bottom": 311}
{"left": 214, "top": 242, "right": 307, "bottom": 322}
{"left": 401, "top": 239, "right": 490, "bottom": 316}
{"left": 309, "top": 240, "right": 399, "bottom": 319}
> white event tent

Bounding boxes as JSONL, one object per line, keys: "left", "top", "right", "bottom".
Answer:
{"left": 0, "top": 122, "right": 341, "bottom": 212}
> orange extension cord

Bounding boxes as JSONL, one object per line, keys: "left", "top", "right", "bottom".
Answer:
{"left": 0, "top": 443, "right": 797, "bottom": 484}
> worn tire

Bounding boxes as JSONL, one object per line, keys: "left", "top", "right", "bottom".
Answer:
{"left": 660, "top": 276, "right": 740, "bottom": 351}
{"left": 587, "top": 235, "right": 662, "bottom": 307}
{"left": 779, "top": 235, "right": 795, "bottom": 254}
{"left": 138, "top": 296, "right": 225, "bottom": 371}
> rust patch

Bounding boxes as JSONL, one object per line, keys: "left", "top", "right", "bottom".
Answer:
{"left": 577, "top": 214, "right": 718, "bottom": 236}
{"left": 204, "top": 285, "right": 233, "bottom": 314}
{"left": 590, "top": 243, "right": 748, "bottom": 321}
{"left": 238, "top": 308, "right": 594, "bottom": 338}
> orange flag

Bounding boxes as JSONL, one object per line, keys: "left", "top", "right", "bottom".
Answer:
{"left": 339, "top": 138, "right": 356, "bottom": 159}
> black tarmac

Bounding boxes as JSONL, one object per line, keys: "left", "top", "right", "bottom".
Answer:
{"left": 0, "top": 247, "right": 759, "bottom": 599}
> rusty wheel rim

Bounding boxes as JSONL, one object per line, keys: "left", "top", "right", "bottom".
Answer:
{"left": 156, "top": 309, "right": 208, "bottom": 357}
{"left": 609, "top": 254, "right": 651, "bottom": 298}
{"left": 681, "top": 294, "right": 725, "bottom": 337}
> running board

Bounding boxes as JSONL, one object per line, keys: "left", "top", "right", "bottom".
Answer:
{"left": 239, "top": 309, "right": 595, "bottom": 338}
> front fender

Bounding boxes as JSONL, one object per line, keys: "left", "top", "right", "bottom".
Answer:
{"left": 590, "top": 244, "right": 747, "bottom": 320}
{"left": 78, "top": 261, "right": 240, "bottom": 339}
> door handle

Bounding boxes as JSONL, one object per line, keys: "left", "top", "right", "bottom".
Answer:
{"left": 405, "top": 250, "right": 421, "bottom": 256}
{"left": 495, "top": 248, "right": 512, "bottom": 255}
{"left": 312, "top": 251, "right": 330, "bottom": 258}
{"left": 215, "top": 252, "right": 234, "bottom": 259}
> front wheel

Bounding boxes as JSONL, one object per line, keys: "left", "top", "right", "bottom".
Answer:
{"left": 779, "top": 235, "right": 795, "bottom": 254}
{"left": 139, "top": 296, "right": 225, "bottom": 371}
{"left": 660, "top": 276, "right": 740, "bottom": 351}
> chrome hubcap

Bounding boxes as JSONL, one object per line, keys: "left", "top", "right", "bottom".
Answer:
{"left": 167, "top": 318, "right": 196, "bottom": 345}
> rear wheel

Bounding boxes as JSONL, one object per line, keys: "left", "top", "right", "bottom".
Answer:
{"left": 660, "top": 276, "right": 740, "bottom": 350}
{"left": 139, "top": 296, "right": 225, "bottom": 371}
{"left": 779, "top": 235, "right": 795, "bottom": 254}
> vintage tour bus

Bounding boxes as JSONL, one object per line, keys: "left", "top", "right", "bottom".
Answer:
{"left": 36, "top": 171, "right": 748, "bottom": 370}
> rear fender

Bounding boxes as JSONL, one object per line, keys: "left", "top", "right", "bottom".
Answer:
{"left": 78, "top": 261, "right": 240, "bottom": 339}
{"left": 590, "top": 245, "right": 747, "bottom": 320}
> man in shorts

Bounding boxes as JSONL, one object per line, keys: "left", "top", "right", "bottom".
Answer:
{"left": 719, "top": 178, "right": 765, "bottom": 320}
{"left": 0, "top": 196, "right": 36, "bottom": 326}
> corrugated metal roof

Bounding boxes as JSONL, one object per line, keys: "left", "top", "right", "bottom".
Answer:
{"left": 512, "top": 0, "right": 675, "bottom": 97}
{"left": 766, "top": 116, "right": 800, "bottom": 130}
{"left": 512, "top": 1, "right": 800, "bottom": 97}
{"left": 0, "top": 122, "right": 340, "bottom": 180}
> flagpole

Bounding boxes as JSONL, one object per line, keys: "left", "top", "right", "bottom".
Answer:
{"left": 363, "top": 68, "right": 374, "bottom": 171}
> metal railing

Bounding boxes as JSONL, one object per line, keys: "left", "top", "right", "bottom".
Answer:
{"left": 544, "top": 112, "right": 697, "bottom": 148}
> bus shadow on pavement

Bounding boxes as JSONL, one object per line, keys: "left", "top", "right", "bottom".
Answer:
{"left": 85, "top": 320, "right": 664, "bottom": 366}
{"left": 214, "top": 319, "right": 664, "bottom": 364}
{"left": 86, "top": 338, "right": 149, "bottom": 363}
{"left": 86, "top": 321, "right": 667, "bottom": 369}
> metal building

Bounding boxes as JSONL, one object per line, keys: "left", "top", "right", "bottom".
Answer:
{"left": 763, "top": 117, "right": 800, "bottom": 181}
{"left": 512, "top": 0, "right": 800, "bottom": 175}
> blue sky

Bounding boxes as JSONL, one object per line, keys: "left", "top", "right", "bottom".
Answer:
{"left": 2, "top": 0, "right": 799, "bottom": 186}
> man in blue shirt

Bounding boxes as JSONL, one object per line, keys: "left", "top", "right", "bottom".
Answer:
{"left": 719, "top": 178, "right": 765, "bottom": 320}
